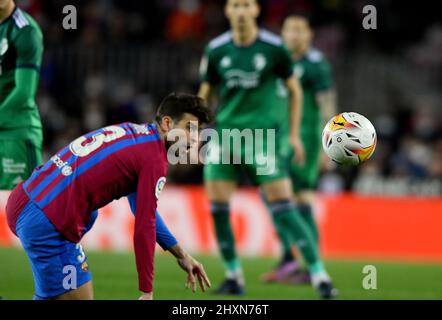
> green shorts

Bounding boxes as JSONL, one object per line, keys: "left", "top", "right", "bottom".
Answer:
{"left": 0, "top": 139, "right": 42, "bottom": 190}
{"left": 289, "top": 130, "right": 322, "bottom": 192}
{"left": 203, "top": 127, "right": 292, "bottom": 185}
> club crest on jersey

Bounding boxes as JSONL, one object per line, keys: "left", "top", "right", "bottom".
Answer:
{"left": 0, "top": 39, "right": 8, "bottom": 55}
{"left": 155, "top": 177, "right": 166, "bottom": 199}
{"left": 253, "top": 53, "right": 266, "bottom": 71}
{"left": 293, "top": 65, "right": 304, "bottom": 79}
{"left": 220, "top": 56, "right": 232, "bottom": 68}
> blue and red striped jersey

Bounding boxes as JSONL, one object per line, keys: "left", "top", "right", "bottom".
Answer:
{"left": 21, "top": 122, "right": 168, "bottom": 293}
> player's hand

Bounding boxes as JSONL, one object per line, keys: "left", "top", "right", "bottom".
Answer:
{"left": 176, "top": 254, "right": 212, "bottom": 293}
{"left": 290, "top": 134, "right": 305, "bottom": 165}
{"left": 138, "top": 292, "right": 153, "bottom": 300}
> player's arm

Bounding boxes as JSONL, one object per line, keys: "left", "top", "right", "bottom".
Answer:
{"left": 128, "top": 193, "right": 178, "bottom": 250}
{"left": 316, "top": 89, "right": 337, "bottom": 126}
{"left": 198, "top": 82, "right": 212, "bottom": 102}
{"left": 132, "top": 170, "right": 160, "bottom": 299}
{"left": 198, "top": 46, "right": 219, "bottom": 106}
{"left": 275, "top": 44, "right": 305, "bottom": 164}
{"left": 285, "top": 75, "right": 305, "bottom": 164}
{"left": 313, "top": 58, "right": 337, "bottom": 169}
{"left": 313, "top": 58, "right": 336, "bottom": 126}
{"left": 0, "top": 27, "right": 42, "bottom": 126}
{"left": 128, "top": 193, "right": 211, "bottom": 293}
{"left": 168, "top": 244, "right": 212, "bottom": 293}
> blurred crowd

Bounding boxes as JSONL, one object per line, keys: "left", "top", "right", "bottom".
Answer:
{"left": 15, "top": 0, "right": 442, "bottom": 194}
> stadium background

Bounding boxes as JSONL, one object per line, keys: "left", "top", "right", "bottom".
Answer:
{"left": 0, "top": 0, "right": 441, "bottom": 299}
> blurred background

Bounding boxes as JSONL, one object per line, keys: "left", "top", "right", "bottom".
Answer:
{"left": 1, "top": 0, "right": 442, "bottom": 300}
{"left": 19, "top": 0, "right": 441, "bottom": 196}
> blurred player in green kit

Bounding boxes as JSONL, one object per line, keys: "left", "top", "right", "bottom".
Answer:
{"left": 199, "top": 0, "right": 337, "bottom": 299}
{"left": 0, "top": 0, "right": 43, "bottom": 190}
{"left": 261, "top": 15, "right": 338, "bottom": 285}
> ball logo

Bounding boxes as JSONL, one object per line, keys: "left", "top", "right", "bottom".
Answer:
{"left": 155, "top": 177, "right": 166, "bottom": 199}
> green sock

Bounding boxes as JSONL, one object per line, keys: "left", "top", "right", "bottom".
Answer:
{"left": 298, "top": 203, "right": 319, "bottom": 245}
{"left": 261, "top": 192, "right": 294, "bottom": 261}
{"left": 211, "top": 202, "right": 241, "bottom": 273}
{"left": 269, "top": 200, "right": 319, "bottom": 266}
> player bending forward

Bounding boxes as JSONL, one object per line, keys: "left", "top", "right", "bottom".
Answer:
{"left": 6, "top": 93, "right": 212, "bottom": 300}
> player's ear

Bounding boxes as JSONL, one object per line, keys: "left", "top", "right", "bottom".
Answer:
{"left": 224, "top": 2, "right": 230, "bottom": 20}
{"left": 253, "top": 1, "right": 261, "bottom": 18}
{"left": 159, "top": 116, "right": 174, "bottom": 132}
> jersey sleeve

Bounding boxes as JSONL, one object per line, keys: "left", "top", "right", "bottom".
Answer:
{"left": 199, "top": 46, "right": 220, "bottom": 85}
{"left": 273, "top": 45, "right": 294, "bottom": 80}
{"left": 133, "top": 167, "right": 158, "bottom": 293}
{"left": 127, "top": 193, "right": 178, "bottom": 250}
{"left": 14, "top": 26, "right": 43, "bottom": 71}
{"left": 311, "top": 59, "right": 333, "bottom": 93}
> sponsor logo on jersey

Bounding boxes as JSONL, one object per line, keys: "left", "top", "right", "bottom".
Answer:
{"left": 2, "top": 158, "right": 26, "bottom": 174}
{"left": 155, "top": 176, "right": 166, "bottom": 199}
{"left": 225, "top": 69, "right": 260, "bottom": 89}
{"left": 51, "top": 154, "right": 73, "bottom": 176}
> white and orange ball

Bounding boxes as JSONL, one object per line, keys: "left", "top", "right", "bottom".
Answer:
{"left": 322, "top": 112, "right": 377, "bottom": 166}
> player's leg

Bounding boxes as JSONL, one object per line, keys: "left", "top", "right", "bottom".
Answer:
{"left": 257, "top": 129, "right": 306, "bottom": 283}
{"left": 53, "top": 281, "right": 93, "bottom": 300}
{"left": 205, "top": 178, "right": 245, "bottom": 294}
{"left": 259, "top": 189, "right": 301, "bottom": 283}
{"left": 292, "top": 134, "right": 322, "bottom": 245}
{"left": 204, "top": 136, "right": 245, "bottom": 294}
{"left": 262, "top": 132, "right": 323, "bottom": 284}
{"left": 260, "top": 178, "right": 337, "bottom": 298}
{"left": 16, "top": 201, "right": 93, "bottom": 300}
{"left": 294, "top": 191, "right": 319, "bottom": 244}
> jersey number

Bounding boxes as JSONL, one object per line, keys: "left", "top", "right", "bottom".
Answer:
{"left": 69, "top": 126, "right": 126, "bottom": 157}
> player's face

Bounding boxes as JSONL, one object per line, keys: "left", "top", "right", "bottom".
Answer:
{"left": 225, "top": 0, "right": 260, "bottom": 31}
{"left": 0, "top": 0, "right": 13, "bottom": 10}
{"left": 164, "top": 113, "right": 199, "bottom": 151}
{"left": 282, "top": 17, "right": 313, "bottom": 53}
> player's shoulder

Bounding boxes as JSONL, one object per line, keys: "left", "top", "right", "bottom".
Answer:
{"left": 258, "top": 29, "right": 284, "bottom": 47}
{"left": 11, "top": 8, "right": 42, "bottom": 37}
{"left": 207, "top": 31, "right": 233, "bottom": 51}
{"left": 11, "top": 8, "right": 30, "bottom": 29}
{"left": 306, "top": 48, "right": 327, "bottom": 63}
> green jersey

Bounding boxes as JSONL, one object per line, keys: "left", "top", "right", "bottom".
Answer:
{"left": 0, "top": 7, "right": 43, "bottom": 140}
{"left": 292, "top": 48, "right": 333, "bottom": 134}
{"left": 200, "top": 29, "right": 293, "bottom": 130}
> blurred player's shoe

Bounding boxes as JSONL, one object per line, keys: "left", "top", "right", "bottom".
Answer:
{"left": 315, "top": 281, "right": 339, "bottom": 299}
{"left": 214, "top": 278, "right": 245, "bottom": 295}
{"left": 261, "top": 260, "right": 311, "bottom": 284}
{"left": 311, "top": 269, "right": 338, "bottom": 299}
{"left": 283, "top": 269, "right": 311, "bottom": 285}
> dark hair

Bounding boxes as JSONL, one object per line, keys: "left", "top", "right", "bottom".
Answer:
{"left": 284, "top": 12, "right": 313, "bottom": 27}
{"left": 155, "top": 93, "right": 212, "bottom": 125}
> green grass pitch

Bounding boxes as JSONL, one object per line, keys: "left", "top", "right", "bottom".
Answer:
{"left": 1, "top": 247, "right": 441, "bottom": 300}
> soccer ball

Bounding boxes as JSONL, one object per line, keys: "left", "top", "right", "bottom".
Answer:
{"left": 322, "top": 112, "right": 377, "bottom": 165}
